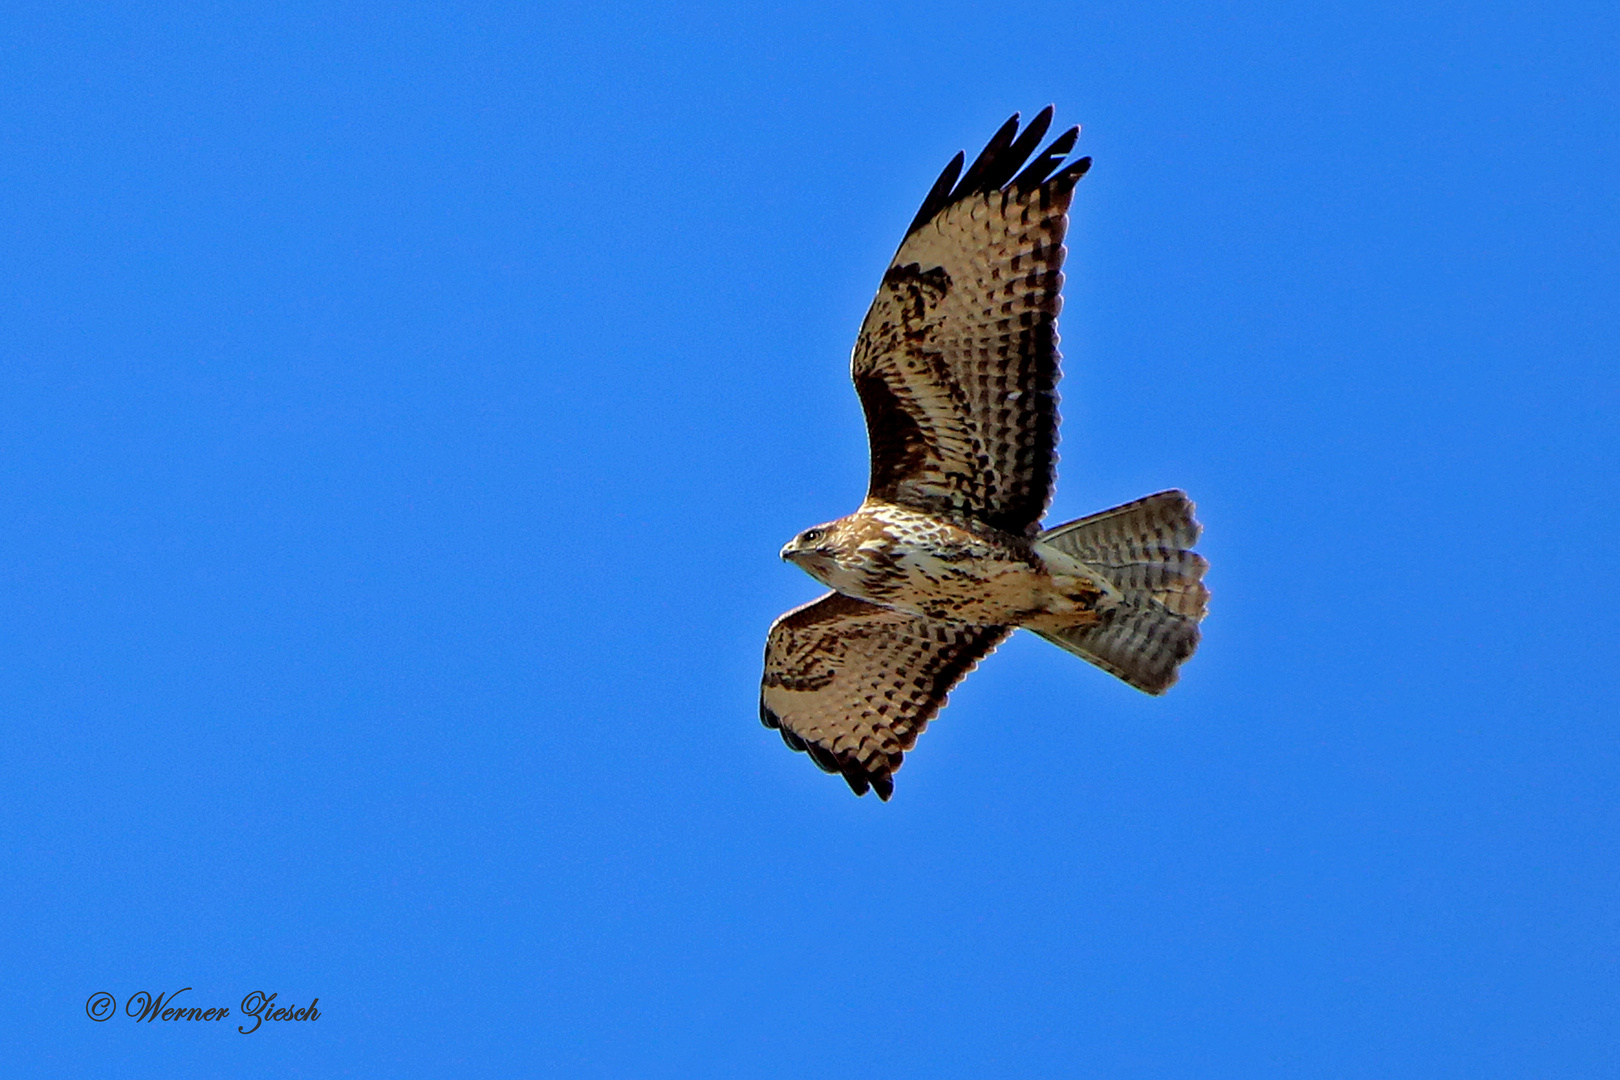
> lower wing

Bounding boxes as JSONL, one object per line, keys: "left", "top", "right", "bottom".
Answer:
{"left": 760, "top": 592, "right": 1008, "bottom": 800}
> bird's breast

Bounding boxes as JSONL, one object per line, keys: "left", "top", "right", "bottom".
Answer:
{"left": 835, "top": 504, "right": 1060, "bottom": 625}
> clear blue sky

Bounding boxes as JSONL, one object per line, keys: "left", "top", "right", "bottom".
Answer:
{"left": 4, "top": 2, "right": 1617, "bottom": 1076}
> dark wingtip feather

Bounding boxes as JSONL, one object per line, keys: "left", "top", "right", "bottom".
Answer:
{"left": 806, "top": 743, "right": 842, "bottom": 775}
{"left": 1011, "top": 126, "right": 1080, "bottom": 192}
{"left": 905, "top": 151, "right": 965, "bottom": 236}
{"left": 1057, "top": 155, "right": 1092, "bottom": 186}
{"left": 982, "top": 106, "right": 1054, "bottom": 193}
{"left": 903, "top": 111, "right": 1088, "bottom": 240}
{"left": 763, "top": 697, "right": 895, "bottom": 799}
{"left": 841, "top": 765, "right": 895, "bottom": 800}
{"left": 955, "top": 112, "right": 1021, "bottom": 199}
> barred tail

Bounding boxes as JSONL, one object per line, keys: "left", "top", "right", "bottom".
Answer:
{"left": 1034, "top": 490, "right": 1209, "bottom": 694}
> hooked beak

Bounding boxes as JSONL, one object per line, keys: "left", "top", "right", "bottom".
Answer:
{"left": 782, "top": 540, "right": 834, "bottom": 568}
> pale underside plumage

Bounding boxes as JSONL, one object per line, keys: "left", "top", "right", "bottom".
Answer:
{"left": 760, "top": 109, "right": 1205, "bottom": 800}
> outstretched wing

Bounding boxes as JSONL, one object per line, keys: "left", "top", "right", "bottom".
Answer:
{"left": 854, "top": 107, "right": 1089, "bottom": 537}
{"left": 760, "top": 592, "right": 1009, "bottom": 800}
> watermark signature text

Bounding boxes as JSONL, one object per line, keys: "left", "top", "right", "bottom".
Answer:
{"left": 84, "top": 988, "right": 320, "bottom": 1033}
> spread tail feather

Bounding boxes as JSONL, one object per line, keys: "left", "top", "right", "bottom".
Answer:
{"left": 1034, "top": 490, "right": 1209, "bottom": 694}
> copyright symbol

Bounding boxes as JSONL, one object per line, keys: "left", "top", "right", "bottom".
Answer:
{"left": 85, "top": 992, "right": 115, "bottom": 1021}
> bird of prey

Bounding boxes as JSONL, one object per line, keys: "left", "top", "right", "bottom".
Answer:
{"left": 760, "top": 108, "right": 1210, "bottom": 800}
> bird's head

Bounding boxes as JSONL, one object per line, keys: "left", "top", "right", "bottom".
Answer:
{"left": 780, "top": 518, "right": 858, "bottom": 589}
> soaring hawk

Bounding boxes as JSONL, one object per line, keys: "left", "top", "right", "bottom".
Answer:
{"left": 761, "top": 109, "right": 1209, "bottom": 800}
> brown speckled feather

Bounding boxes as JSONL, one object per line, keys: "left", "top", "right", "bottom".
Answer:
{"left": 853, "top": 107, "right": 1090, "bottom": 537}
{"left": 760, "top": 592, "right": 1009, "bottom": 800}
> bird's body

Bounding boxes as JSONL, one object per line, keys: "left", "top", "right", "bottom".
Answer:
{"left": 760, "top": 109, "right": 1210, "bottom": 800}
{"left": 783, "top": 500, "right": 1109, "bottom": 632}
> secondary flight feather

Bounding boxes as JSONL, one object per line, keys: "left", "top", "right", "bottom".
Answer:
{"left": 762, "top": 109, "right": 1209, "bottom": 800}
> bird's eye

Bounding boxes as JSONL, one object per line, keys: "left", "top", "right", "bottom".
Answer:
{"left": 802, "top": 528, "right": 823, "bottom": 543}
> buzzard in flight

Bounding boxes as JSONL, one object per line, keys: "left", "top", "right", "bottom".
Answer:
{"left": 761, "top": 109, "right": 1209, "bottom": 800}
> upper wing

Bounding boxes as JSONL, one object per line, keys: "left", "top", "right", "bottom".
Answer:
{"left": 760, "top": 592, "right": 1009, "bottom": 800}
{"left": 853, "top": 107, "right": 1090, "bottom": 536}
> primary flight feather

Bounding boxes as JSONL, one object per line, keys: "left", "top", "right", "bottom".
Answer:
{"left": 761, "top": 109, "right": 1209, "bottom": 800}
